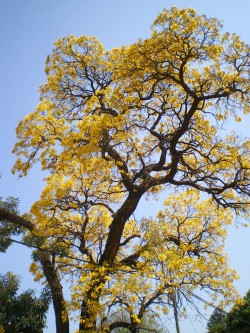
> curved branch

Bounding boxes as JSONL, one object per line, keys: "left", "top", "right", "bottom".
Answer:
{"left": 119, "top": 234, "right": 141, "bottom": 247}
{"left": 0, "top": 207, "right": 34, "bottom": 232}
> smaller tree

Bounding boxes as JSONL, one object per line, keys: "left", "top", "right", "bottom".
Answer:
{"left": 207, "top": 290, "right": 250, "bottom": 333}
{"left": 226, "top": 290, "right": 250, "bottom": 333}
{"left": 0, "top": 196, "right": 22, "bottom": 252}
{"left": 0, "top": 272, "right": 51, "bottom": 333}
{"left": 206, "top": 308, "right": 227, "bottom": 333}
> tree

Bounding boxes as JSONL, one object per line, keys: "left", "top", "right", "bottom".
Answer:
{"left": 0, "top": 196, "right": 22, "bottom": 252}
{"left": 226, "top": 290, "right": 250, "bottom": 332}
{"left": 0, "top": 272, "right": 50, "bottom": 333}
{"left": 206, "top": 308, "right": 227, "bottom": 333}
{"left": 207, "top": 290, "right": 250, "bottom": 333}
{"left": 1, "top": 6, "right": 250, "bottom": 333}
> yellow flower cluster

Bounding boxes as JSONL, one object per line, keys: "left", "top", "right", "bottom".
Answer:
{"left": 11, "top": 6, "right": 250, "bottom": 330}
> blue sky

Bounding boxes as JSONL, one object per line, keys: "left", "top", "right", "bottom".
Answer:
{"left": 1, "top": 1, "right": 250, "bottom": 332}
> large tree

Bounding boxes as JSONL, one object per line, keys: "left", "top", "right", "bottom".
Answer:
{"left": 1, "top": 6, "right": 250, "bottom": 333}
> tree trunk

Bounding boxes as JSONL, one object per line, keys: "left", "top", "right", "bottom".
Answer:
{"left": 79, "top": 298, "right": 97, "bottom": 333}
{"left": 78, "top": 272, "right": 106, "bottom": 332}
{"left": 38, "top": 253, "right": 70, "bottom": 333}
{"left": 0, "top": 208, "right": 70, "bottom": 333}
{"left": 100, "top": 190, "right": 143, "bottom": 263}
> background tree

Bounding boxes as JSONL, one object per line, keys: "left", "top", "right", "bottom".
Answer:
{"left": 0, "top": 191, "right": 69, "bottom": 333}
{"left": 206, "top": 309, "right": 227, "bottom": 333}
{"left": 226, "top": 290, "right": 250, "bottom": 332}
{"left": 0, "top": 196, "right": 22, "bottom": 252}
{"left": 0, "top": 6, "right": 250, "bottom": 333}
{"left": 0, "top": 272, "right": 50, "bottom": 333}
{"left": 207, "top": 290, "right": 250, "bottom": 333}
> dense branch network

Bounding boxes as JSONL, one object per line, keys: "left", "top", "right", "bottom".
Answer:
{"left": 2, "top": 6, "right": 250, "bottom": 333}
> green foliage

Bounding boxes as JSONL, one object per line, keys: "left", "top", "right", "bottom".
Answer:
{"left": 206, "top": 308, "right": 227, "bottom": 333}
{"left": 207, "top": 290, "right": 250, "bottom": 333}
{"left": 0, "top": 272, "right": 51, "bottom": 333}
{"left": 226, "top": 290, "right": 250, "bottom": 332}
{"left": 0, "top": 197, "right": 22, "bottom": 252}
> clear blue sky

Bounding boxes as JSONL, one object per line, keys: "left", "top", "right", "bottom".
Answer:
{"left": 1, "top": 1, "right": 250, "bottom": 332}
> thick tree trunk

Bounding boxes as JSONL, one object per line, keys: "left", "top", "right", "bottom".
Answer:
{"left": 78, "top": 191, "right": 145, "bottom": 331}
{"left": 79, "top": 298, "right": 97, "bottom": 333}
{"left": 78, "top": 273, "right": 106, "bottom": 332}
{"left": 39, "top": 253, "right": 70, "bottom": 333}
{"left": 100, "top": 190, "right": 143, "bottom": 263}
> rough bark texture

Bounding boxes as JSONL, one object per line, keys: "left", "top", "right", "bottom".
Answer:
{"left": 100, "top": 190, "right": 143, "bottom": 263}
{"left": 39, "top": 254, "right": 69, "bottom": 333}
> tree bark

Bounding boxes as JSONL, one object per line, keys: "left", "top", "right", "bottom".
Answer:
{"left": 39, "top": 253, "right": 69, "bottom": 333}
{"left": 0, "top": 208, "right": 69, "bottom": 333}
{"left": 100, "top": 190, "right": 143, "bottom": 263}
{"left": 78, "top": 272, "right": 107, "bottom": 332}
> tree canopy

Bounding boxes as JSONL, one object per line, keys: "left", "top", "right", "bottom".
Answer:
{"left": 0, "top": 272, "right": 50, "bottom": 333}
{"left": 0, "top": 6, "right": 250, "bottom": 333}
